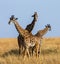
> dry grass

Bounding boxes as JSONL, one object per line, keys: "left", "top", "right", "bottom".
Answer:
{"left": 0, "top": 38, "right": 60, "bottom": 64}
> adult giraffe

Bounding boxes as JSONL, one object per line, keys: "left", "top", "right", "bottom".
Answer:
{"left": 17, "top": 12, "right": 38, "bottom": 54}
{"left": 32, "top": 24, "right": 51, "bottom": 55}
{"left": 8, "top": 15, "right": 41, "bottom": 58}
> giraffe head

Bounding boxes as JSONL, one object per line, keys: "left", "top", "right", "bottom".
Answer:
{"left": 8, "top": 15, "right": 18, "bottom": 24}
{"left": 45, "top": 24, "right": 51, "bottom": 31}
{"left": 32, "top": 12, "right": 38, "bottom": 21}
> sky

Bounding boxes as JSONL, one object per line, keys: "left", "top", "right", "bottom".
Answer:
{"left": 0, "top": 0, "right": 60, "bottom": 38}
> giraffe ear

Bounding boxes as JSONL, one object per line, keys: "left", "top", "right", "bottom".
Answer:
{"left": 32, "top": 15, "right": 34, "bottom": 17}
{"left": 15, "top": 18, "right": 18, "bottom": 20}
{"left": 45, "top": 25, "right": 47, "bottom": 27}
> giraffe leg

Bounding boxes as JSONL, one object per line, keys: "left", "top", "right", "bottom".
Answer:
{"left": 22, "top": 48, "right": 26, "bottom": 58}
{"left": 18, "top": 48, "right": 20, "bottom": 54}
{"left": 31, "top": 46, "right": 35, "bottom": 56}
{"left": 38, "top": 44, "right": 41, "bottom": 56}
{"left": 36, "top": 44, "right": 39, "bottom": 58}
{"left": 29, "top": 47, "right": 34, "bottom": 56}
{"left": 17, "top": 35, "right": 21, "bottom": 55}
{"left": 27, "top": 48, "right": 30, "bottom": 58}
{"left": 19, "top": 45, "right": 23, "bottom": 55}
{"left": 36, "top": 48, "right": 38, "bottom": 58}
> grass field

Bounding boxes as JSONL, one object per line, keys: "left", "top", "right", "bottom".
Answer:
{"left": 0, "top": 38, "right": 60, "bottom": 64}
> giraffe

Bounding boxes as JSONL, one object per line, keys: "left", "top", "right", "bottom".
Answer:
{"left": 17, "top": 12, "right": 38, "bottom": 54}
{"left": 8, "top": 15, "right": 41, "bottom": 58}
{"left": 32, "top": 24, "right": 51, "bottom": 55}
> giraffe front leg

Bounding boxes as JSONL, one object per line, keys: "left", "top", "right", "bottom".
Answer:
{"left": 36, "top": 48, "right": 38, "bottom": 58}
{"left": 27, "top": 48, "right": 30, "bottom": 58}
{"left": 36, "top": 44, "right": 39, "bottom": 58}
{"left": 19, "top": 45, "right": 23, "bottom": 55}
{"left": 38, "top": 44, "right": 41, "bottom": 56}
{"left": 25, "top": 46, "right": 30, "bottom": 58}
{"left": 19, "top": 47, "right": 21, "bottom": 55}
{"left": 22, "top": 47, "right": 26, "bottom": 59}
{"left": 17, "top": 36, "right": 22, "bottom": 55}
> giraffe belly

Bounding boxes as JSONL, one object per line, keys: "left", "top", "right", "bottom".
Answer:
{"left": 27, "top": 42, "right": 35, "bottom": 47}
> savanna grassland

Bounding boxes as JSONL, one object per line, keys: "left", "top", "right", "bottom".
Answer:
{"left": 0, "top": 38, "right": 60, "bottom": 64}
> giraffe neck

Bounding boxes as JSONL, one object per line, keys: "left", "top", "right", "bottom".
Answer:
{"left": 13, "top": 20, "right": 29, "bottom": 37}
{"left": 41, "top": 27, "right": 49, "bottom": 36}
{"left": 25, "top": 17, "right": 37, "bottom": 33}
{"left": 29, "top": 18, "right": 36, "bottom": 29}
{"left": 36, "top": 27, "right": 49, "bottom": 37}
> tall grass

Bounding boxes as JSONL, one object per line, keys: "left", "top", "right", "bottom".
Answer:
{"left": 0, "top": 38, "right": 60, "bottom": 64}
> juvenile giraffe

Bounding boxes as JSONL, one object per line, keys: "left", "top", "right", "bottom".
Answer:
{"left": 17, "top": 12, "right": 38, "bottom": 54}
{"left": 8, "top": 15, "right": 41, "bottom": 58}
